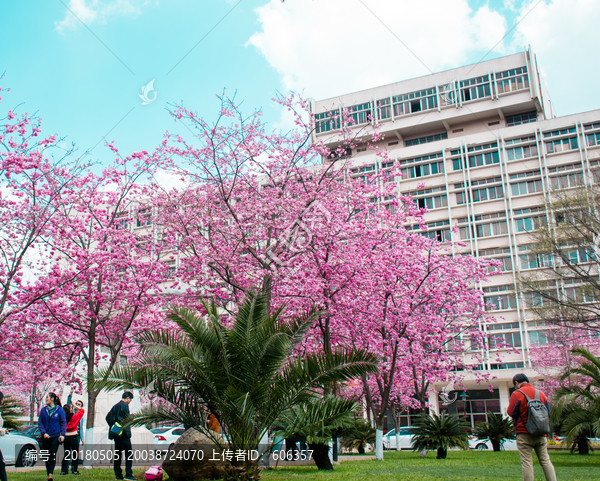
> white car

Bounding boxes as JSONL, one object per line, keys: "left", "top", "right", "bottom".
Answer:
{"left": 382, "top": 427, "right": 415, "bottom": 450}
{"left": 152, "top": 426, "right": 186, "bottom": 451}
{"left": 0, "top": 432, "right": 39, "bottom": 467}
{"left": 469, "top": 436, "right": 518, "bottom": 450}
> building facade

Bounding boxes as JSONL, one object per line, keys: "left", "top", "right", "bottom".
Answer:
{"left": 312, "top": 46, "right": 600, "bottom": 428}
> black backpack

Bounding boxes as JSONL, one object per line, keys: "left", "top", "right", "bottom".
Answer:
{"left": 516, "top": 389, "right": 550, "bottom": 436}
{"left": 105, "top": 405, "right": 117, "bottom": 440}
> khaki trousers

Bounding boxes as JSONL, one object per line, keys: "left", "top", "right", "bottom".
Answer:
{"left": 516, "top": 433, "right": 557, "bottom": 481}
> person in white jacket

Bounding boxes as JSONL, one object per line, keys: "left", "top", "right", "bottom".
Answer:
{"left": 0, "top": 391, "right": 7, "bottom": 481}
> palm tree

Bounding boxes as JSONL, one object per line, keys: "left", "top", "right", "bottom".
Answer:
{"left": 0, "top": 395, "right": 25, "bottom": 430}
{"left": 553, "top": 347, "right": 600, "bottom": 455}
{"left": 91, "top": 292, "right": 378, "bottom": 480}
{"left": 272, "top": 395, "right": 358, "bottom": 470}
{"left": 410, "top": 413, "right": 470, "bottom": 459}
{"left": 342, "top": 417, "right": 376, "bottom": 455}
{"left": 473, "top": 412, "right": 515, "bottom": 451}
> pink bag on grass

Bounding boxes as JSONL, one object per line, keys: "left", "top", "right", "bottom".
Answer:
{"left": 145, "top": 465, "right": 163, "bottom": 481}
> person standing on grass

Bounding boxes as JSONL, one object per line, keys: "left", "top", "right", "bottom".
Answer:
{"left": 61, "top": 400, "right": 85, "bottom": 475}
{"left": 507, "top": 374, "right": 557, "bottom": 481}
{"left": 67, "top": 387, "right": 86, "bottom": 470}
{"left": 106, "top": 392, "right": 135, "bottom": 481}
{"left": 38, "top": 393, "right": 67, "bottom": 481}
{"left": 0, "top": 392, "right": 8, "bottom": 481}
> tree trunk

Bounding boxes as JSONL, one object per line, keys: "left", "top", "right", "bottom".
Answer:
{"left": 392, "top": 405, "right": 402, "bottom": 451}
{"left": 375, "top": 421, "right": 384, "bottom": 461}
{"left": 308, "top": 443, "right": 333, "bottom": 470}
{"left": 577, "top": 436, "right": 589, "bottom": 455}
{"left": 491, "top": 440, "right": 501, "bottom": 452}
{"left": 358, "top": 443, "right": 365, "bottom": 454}
{"left": 86, "top": 389, "right": 99, "bottom": 429}
{"left": 436, "top": 447, "right": 447, "bottom": 459}
{"left": 29, "top": 385, "right": 36, "bottom": 424}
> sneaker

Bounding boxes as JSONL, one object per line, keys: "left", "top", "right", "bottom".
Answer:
{"left": 72, "top": 472, "right": 81, "bottom": 475}
{"left": 124, "top": 477, "right": 136, "bottom": 481}
{"left": 115, "top": 477, "right": 124, "bottom": 480}
{"left": 60, "top": 473, "right": 68, "bottom": 476}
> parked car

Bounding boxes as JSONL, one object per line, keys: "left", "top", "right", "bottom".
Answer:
{"left": 382, "top": 427, "right": 415, "bottom": 450}
{"left": 17, "top": 425, "right": 44, "bottom": 444}
{"left": 152, "top": 426, "right": 186, "bottom": 451}
{"left": 0, "top": 432, "right": 39, "bottom": 467}
{"left": 468, "top": 436, "right": 518, "bottom": 451}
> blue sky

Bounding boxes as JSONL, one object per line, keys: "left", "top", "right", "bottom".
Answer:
{"left": 1, "top": 0, "right": 599, "bottom": 166}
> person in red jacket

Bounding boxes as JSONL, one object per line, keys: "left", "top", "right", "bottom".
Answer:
{"left": 60, "top": 402, "right": 85, "bottom": 475}
{"left": 507, "top": 374, "right": 556, "bottom": 481}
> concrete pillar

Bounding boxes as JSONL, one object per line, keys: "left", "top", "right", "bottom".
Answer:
{"left": 429, "top": 389, "right": 440, "bottom": 415}
{"left": 498, "top": 381, "right": 511, "bottom": 416}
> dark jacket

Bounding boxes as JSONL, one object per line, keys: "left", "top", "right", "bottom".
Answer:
{"left": 107, "top": 400, "right": 131, "bottom": 439}
{"left": 507, "top": 383, "right": 550, "bottom": 435}
{"left": 38, "top": 405, "right": 67, "bottom": 438}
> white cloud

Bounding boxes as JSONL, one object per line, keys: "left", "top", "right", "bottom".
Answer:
{"left": 55, "top": 0, "right": 152, "bottom": 32}
{"left": 511, "top": 0, "right": 600, "bottom": 115}
{"left": 247, "top": 0, "right": 508, "bottom": 100}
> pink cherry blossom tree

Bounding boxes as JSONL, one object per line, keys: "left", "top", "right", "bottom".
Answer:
{"left": 0, "top": 78, "right": 89, "bottom": 328}
{"left": 29, "top": 148, "right": 170, "bottom": 427}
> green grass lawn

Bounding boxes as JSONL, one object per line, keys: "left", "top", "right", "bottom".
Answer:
{"left": 9, "top": 450, "right": 600, "bottom": 481}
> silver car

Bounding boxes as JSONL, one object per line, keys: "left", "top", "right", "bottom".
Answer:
{"left": 382, "top": 427, "right": 415, "bottom": 450}
{"left": 0, "top": 432, "right": 39, "bottom": 467}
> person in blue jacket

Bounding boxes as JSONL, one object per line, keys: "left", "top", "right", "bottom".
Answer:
{"left": 38, "top": 393, "right": 67, "bottom": 480}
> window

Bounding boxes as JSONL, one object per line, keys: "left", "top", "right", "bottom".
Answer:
{"left": 549, "top": 172, "right": 583, "bottom": 190}
{"left": 514, "top": 216, "right": 546, "bottom": 232}
{"left": 486, "top": 256, "right": 512, "bottom": 273}
{"left": 114, "top": 212, "right": 130, "bottom": 230}
{"left": 393, "top": 88, "right": 438, "bottom": 117}
{"left": 585, "top": 131, "right": 600, "bottom": 146}
{"left": 315, "top": 110, "right": 340, "bottom": 133}
{"left": 460, "top": 75, "right": 491, "bottom": 102}
{"left": 490, "top": 362, "right": 524, "bottom": 370}
{"left": 529, "top": 331, "right": 548, "bottom": 346}
{"left": 506, "top": 111, "right": 537, "bottom": 127}
{"left": 543, "top": 127, "right": 577, "bottom": 138}
{"left": 348, "top": 102, "right": 372, "bottom": 125}
{"left": 505, "top": 135, "right": 536, "bottom": 146}
{"left": 415, "top": 194, "right": 448, "bottom": 210}
{"left": 405, "top": 132, "right": 448, "bottom": 147}
{"left": 546, "top": 136, "right": 578, "bottom": 154}
{"left": 485, "top": 294, "right": 517, "bottom": 311}
{"left": 400, "top": 159, "right": 444, "bottom": 179}
{"left": 489, "top": 331, "right": 522, "bottom": 349}
{"left": 472, "top": 184, "right": 503, "bottom": 202}
{"left": 561, "top": 248, "right": 595, "bottom": 265}
{"left": 406, "top": 186, "right": 448, "bottom": 210}
{"left": 136, "top": 208, "right": 152, "bottom": 227}
{"left": 486, "top": 321, "right": 519, "bottom": 331}
{"left": 413, "top": 220, "right": 451, "bottom": 242}
{"left": 496, "top": 67, "right": 529, "bottom": 94}
{"left": 166, "top": 260, "right": 177, "bottom": 278}
{"left": 519, "top": 253, "right": 552, "bottom": 270}
{"left": 376, "top": 98, "right": 391, "bottom": 120}
{"left": 469, "top": 151, "right": 500, "bottom": 168}
{"left": 511, "top": 179, "right": 542, "bottom": 196}
{"left": 506, "top": 144, "right": 537, "bottom": 160}
{"left": 476, "top": 220, "right": 507, "bottom": 238}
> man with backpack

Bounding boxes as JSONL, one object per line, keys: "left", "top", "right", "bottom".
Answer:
{"left": 106, "top": 392, "right": 135, "bottom": 481}
{"left": 507, "top": 374, "right": 557, "bottom": 481}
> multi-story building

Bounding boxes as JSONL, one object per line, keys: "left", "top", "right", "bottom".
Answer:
{"left": 312, "top": 46, "right": 600, "bottom": 429}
